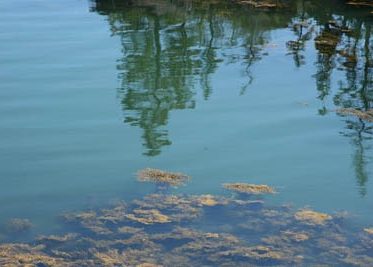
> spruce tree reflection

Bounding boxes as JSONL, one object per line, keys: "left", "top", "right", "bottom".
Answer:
{"left": 333, "top": 20, "right": 373, "bottom": 196}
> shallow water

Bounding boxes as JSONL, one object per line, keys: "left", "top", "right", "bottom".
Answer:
{"left": 0, "top": 0, "right": 373, "bottom": 262}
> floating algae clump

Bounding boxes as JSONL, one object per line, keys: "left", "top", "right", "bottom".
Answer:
{"left": 137, "top": 168, "right": 190, "bottom": 186}
{"left": 195, "top": 194, "right": 220, "bottom": 206}
{"left": 223, "top": 183, "right": 275, "bottom": 194}
{"left": 125, "top": 209, "right": 171, "bottom": 225}
{"left": 294, "top": 209, "right": 332, "bottom": 225}
{"left": 336, "top": 108, "right": 373, "bottom": 122}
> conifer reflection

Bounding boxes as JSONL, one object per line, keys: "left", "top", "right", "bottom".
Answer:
{"left": 311, "top": 2, "right": 373, "bottom": 195}
{"left": 91, "top": 0, "right": 288, "bottom": 156}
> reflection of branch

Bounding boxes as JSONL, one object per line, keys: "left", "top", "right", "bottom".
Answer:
{"left": 239, "top": 64, "right": 253, "bottom": 95}
{"left": 200, "top": 6, "right": 216, "bottom": 100}
{"left": 352, "top": 119, "right": 368, "bottom": 196}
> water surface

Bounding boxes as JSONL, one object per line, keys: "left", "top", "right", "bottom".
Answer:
{"left": 0, "top": 0, "right": 373, "bottom": 259}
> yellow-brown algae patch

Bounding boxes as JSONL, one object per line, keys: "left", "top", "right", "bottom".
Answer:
{"left": 62, "top": 211, "right": 112, "bottom": 235}
{"left": 137, "top": 168, "right": 190, "bottom": 186}
{"left": 125, "top": 209, "right": 171, "bottom": 225}
{"left": 223, "top": 183, "right": 275, "bottom": 194}
{"left": 294, "top": 209, "right": 332, "bottom": 225}
{"left": 98, "top": 204, "right": 127, "bottom": 223}
{"left": 337, "top": 108, "right": 373, "bottom": 122}
{"left": 95, "top": 246, "right": 163, "bottom": 267}
{"left": 364, "top": 228, "right": 373, "bottom": 235}
{"left": 204, "top": 233, "right": 220, "bottom": 238}
{"left": 132, "top": 194, "right": 202, "bottom": 222}
{"left": 196, "top": 195, "right": 219, "bottom": 206}
{"left": 0, "top": 244, "right": 65, "bottom": 266}
{"left": 94, "top": 249, "right": 127, "bottom": 266}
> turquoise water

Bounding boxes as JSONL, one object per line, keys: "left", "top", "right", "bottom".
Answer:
{"left": 1, "top": 0, "right": 373, "bottom": 243}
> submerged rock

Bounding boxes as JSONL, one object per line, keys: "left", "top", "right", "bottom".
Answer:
{"left": 137, "top": 168, "right": 190, "bottom": 186}
{"left": 294, "top": 209, "right": 332, "bottom": 225}
{"left": 223, "top": 183, "right": 275, "bottom": 194}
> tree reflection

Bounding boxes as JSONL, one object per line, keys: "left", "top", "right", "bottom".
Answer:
{"left": 91, "top": 0, "right": 291, "bottom": 156}
{"left": 309, "top": 1, "right": 373, "bottom": 195}
{"left": 91, "top": 0, "right": 372, "bottom": 194}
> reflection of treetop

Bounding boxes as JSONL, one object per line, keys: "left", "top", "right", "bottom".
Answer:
{"left": 91, "top": 0, "right": 292, "bottom": 156}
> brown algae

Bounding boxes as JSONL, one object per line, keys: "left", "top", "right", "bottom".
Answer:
{"left": 294, "top": 209, "right": 332, "bottom": 225}
{"left": 125, "top": 209, "right": 171, "bottom": 225}
{"left": 137, "top": 168, "right": 190, "bottom": 186}
{"left": 336, "top": 108, "right": 373, "bottom": 122}
{"left": 2, "top": 186, "right": 373, "bottom": 266}
{"left": 223, "top": 183, "right": 275, "bottom": 194}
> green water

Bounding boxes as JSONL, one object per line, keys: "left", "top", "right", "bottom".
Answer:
{"left": 1, "top": 0, "right": 373, "bottom": 248}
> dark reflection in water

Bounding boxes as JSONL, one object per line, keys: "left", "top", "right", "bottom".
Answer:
{"left": 91, "top": 0, "right": 372, "bottom": 192}
{"left": 309, "top": 2, "right": 373, "bottom": 195}
{"left": 91, "top": 0, "right": 294, "bottom": 156}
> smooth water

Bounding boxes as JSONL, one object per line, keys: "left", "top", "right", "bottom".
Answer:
{"left": 0, "top": 0, "right": 373, "bottom": 248}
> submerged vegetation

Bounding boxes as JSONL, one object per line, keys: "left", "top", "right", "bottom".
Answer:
{"left": 5, "top": 218, "right": 33, "bottom": 234}
{"left": 294, "top": 209, "right": 332, "bottom": 225}
{"left": 2, "top": 169, "right": 373, "bottom": 266}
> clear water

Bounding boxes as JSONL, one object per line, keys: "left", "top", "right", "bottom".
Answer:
{"left": 0, "top": 0, "right": 373, "bottom": 253}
